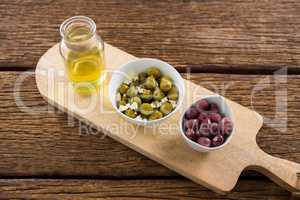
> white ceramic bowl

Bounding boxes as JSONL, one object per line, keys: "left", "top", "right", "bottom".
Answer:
{"left": 179, "top": 95, "right": 235, "bottom": 152}
{"left": 109, "top": 58, "right": 185, "bottom": 126}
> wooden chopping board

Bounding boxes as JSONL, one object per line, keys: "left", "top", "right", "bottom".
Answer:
{"left": 35, "top": 43, "right": 300, "bottom": 194}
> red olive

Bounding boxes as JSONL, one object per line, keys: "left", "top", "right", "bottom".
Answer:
{"left": 202, "top": 117, "right": 211, "bottom": 124}
{"left": 184, "top": 119, "right": 199, "bottom": 131}
{"left": 212, "top": 135, "right": 224, "bottom": 147}
{"left": 222, "top": 117, "right": 231, "bottom": 124}
{"left": 210, "top": 103, "right": 219, "bottom": 113}
{"left": 185, "top": 107, "right": 199, "bottom": 119}
{"left": 195, "top": 99, "right": 209, "bottom": 111}
{"left": 197, "top": 137, "right": 211, "bottom": 147}
{"left": 210, "top": 122, "right": 219, "bottom": 136}
{"left": 210, "top": 112, "right": 221, "bottom": 123}
{"left": 220, "top": 117, "right": 233, "bottom": 135}
{"left": 199, "top": 122, "right": 210, "bottom": 136}
{"left": 184, "top": 99, "right": 234, "bottom": 148}
{"left": 198, "top": 112, "right": 209, "bottom": 123}
{"left": 185, "top": 129, "right": 198, "bottom": 141}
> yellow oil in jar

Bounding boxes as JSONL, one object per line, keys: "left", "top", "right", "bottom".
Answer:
{"left": 65, "top": 27, "right": 105, "bottom": 95}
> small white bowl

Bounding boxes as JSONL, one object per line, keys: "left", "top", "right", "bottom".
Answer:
{"left": 179, "top": 95, "right": 235, "bottom": 152}
{"left": 109, "top": 58, "right": 185, "bottom": 126}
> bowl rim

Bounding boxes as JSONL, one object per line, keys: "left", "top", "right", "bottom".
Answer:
{"left": 179, "top": 95, "right": 235, "bottom": 151}
{"left": 109, "top": 57, "right": 186, "bottom": 125}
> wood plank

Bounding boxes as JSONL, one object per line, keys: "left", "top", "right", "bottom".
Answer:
{"left": 0, "top": 179, "right": 291, "bottom": 199}
{"left": 1, "top": 0, "right": 300, "bottom": 72}
{"left": 0, "top": 71, "right": 299, "bottom": 178}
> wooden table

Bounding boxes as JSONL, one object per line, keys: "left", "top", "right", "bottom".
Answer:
{"left": 1, "top": 0, "right": 300, "bottom": 199}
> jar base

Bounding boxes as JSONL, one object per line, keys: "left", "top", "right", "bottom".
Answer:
{"left": 71, "top": 72, "right": 107, "bottom": 95}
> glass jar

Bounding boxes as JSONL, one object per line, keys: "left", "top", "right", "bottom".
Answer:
{"left": 59, "top": 16, "right": 106, "bottom": 95}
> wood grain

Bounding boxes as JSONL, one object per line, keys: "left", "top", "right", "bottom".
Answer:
{"left": 0, "top": 71, "right": 299, "bottom": 178}
{"left": 1, "top": 0, "right": 300, "bottom": 72}
{"left": 0, "top": 179, "right": 291, "bottom": 200}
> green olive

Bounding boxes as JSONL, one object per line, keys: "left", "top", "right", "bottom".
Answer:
{"left": 140, "top": 103, "right": 154, "bottom": 116}
{"left": 160, "top": 102, "right": 173, "bottom": 115}
{"left": 144, "top": 76, "right": 157, "bottom": 90}
{"left": 147, "top": 67, "right": 161, "bottom": 79}
{"left": 118, "top": 84, "right": 129, "bottom": 94}
{"left": 140, "top": 89, "right": 152, "bottom": 101}
{"left": 138, "top": 72, "right": 148, "bottom": 83}
{"left": 125, "top": 109, "right": 138, "bottom": 118}
{"left": 131, "top": 76, "right": 140, "bottom": 86}
{"left": 126, "top": 86, "right": 138, "bottom": 97}
{"left": 140, "top": 114, "right": 148, "bottom": 119}
{"left": 129, "top": 96, "right": 142, "bottom": 105}
{"left": 160, "top": 76, "right": 172, "bottom": 92}
{"left": 149, "top": 110, "right": 163, "bottom": 120}
{"left": 118, "top": 100, "right": 127, "bottom": 107}
{"left": 167, "top": 86, "right": 179, "bottom": 101}
{"left": 121, "top": 95, "right": 129, "bottom": 102}
{"left": 153, "top": 88, "right": 165, "bottom": 101}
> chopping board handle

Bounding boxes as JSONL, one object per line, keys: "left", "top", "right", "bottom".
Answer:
{"left": 248, "top": 148, "right": 300, "bottom": 193}
{"left": 293, "top": 173, "right": 300, "bottom": 198}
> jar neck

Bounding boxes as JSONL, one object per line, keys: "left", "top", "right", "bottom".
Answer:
{"left": 60, "top": 16, "right": 98, "bottom": 52}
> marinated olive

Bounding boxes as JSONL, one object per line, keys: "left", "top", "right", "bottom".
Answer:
{"left": 185, "top": 107, "right": 199, "bottom": 119}
{"left": 129, "top": 96, "right": 142, "bottom": 105}
{"left": 160, "top": 76, "right": 172, "bottom": 92}
{"left": 149, "top": 110, "right": 163, "bottom": 120}
{"left": 117, "top": 67, "right": 179, "bottom": 121}
{"left": 197, "top": 137, "right": 211, "bottom": 147}
{"left": 118, "top": 84, "right": 129, "bottom": 94}
{"left": 220, "top": 117, "right": 233, "bottom": 135}
{"left": 153, "top": 88, "right": 165, "bottom": 101}
{"left": 210, "top": 122, "right": 219, "bottom": 136}
{"left": 210, "top": 113, "right": 221, "bottom": 123}
{"left": 140, "top": 103, "right": 154, "bottom": 116}
{"left": 201, "top": 117, "right": 211, "bottom": 124}
{"left": 118, "top": 100, "right": 127, "bottom": 107}
{"left": 184, "top": 119, "right": 199, "bottom": 131}
{"left": 144, "top": 76, "right": 157, "bottom": 90}
{"left": 160, "top": 102, "right": 173, "bottom": 115}
{"left": 199, "top": 122, "right": 210, "bottom": 136}
{"left": 195, "top": 99, "right": 209, "bottom": 111}
{"left": 121, "top": 94, "right": 129, "bottom": 102}
{"left": 185, "top": 129, "right": 198, "bottom": 141}
{"left": 210, "top": 103, "right": 219, "bottom": 113}
{"left": 140, "top": 89, "right": 152, "bottom": 101}
{"left": 125, "top": 109, "right": 138, "bottom": 118}
{"left": 126, "top": 86, "right": 138, "bottom": 97}
{"left": 182, "top": 98, "right": 234, "bottom": 148}
{"left": 140, "top": 114, "right": 149, "bottom": 119}
{"left": 138, "top": 72, "right": 148, "bottom": 83}
{"left": 198, "top": 112, "right": 209, "bottom": 122}
{"left": 147, "top": 67, "right": 161, "bottom": 79}
{"left": 131, "top": 77, "right": 140, "bottom": 86}
{"left": 212, "top": 135, "right": 224, "bottom": 147}
{"left": 167, "top": 86, "right": 179, "bottom": 101}
{"left": 222, "top": 117, "right": 232, "bottom": 124}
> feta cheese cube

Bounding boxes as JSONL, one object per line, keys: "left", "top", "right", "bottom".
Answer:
{"left": 119, "top": 105, "right": 128, "bottom": 112}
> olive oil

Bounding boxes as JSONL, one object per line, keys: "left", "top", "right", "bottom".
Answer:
{"left": 66, "top": 47, "right": 105, "bottom": 94}
{"left": 60, "top": 16, "right": 106, "bottom": 95}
